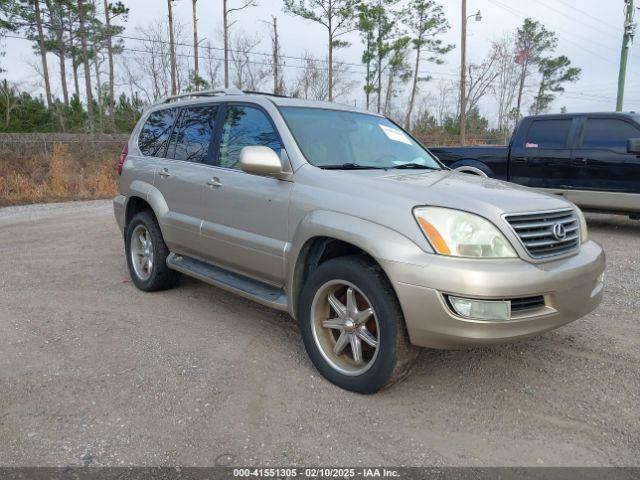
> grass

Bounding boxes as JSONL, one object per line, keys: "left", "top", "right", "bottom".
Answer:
{"left": 0, "top": 136, "right": 124, "bottom": 207}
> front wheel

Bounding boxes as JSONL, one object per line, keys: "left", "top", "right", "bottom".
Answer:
{"left": 298, "top": 255, "right": 418, "bottom": 394}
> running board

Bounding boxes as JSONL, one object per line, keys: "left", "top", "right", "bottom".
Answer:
{"left": 166, "top": 253, "right": 288, "bottom": 311}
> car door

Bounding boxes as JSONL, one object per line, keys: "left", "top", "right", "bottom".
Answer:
{"left": 153, "top": 103, "right": 220, "bottom": 258}
{"left": 509, "top": 117, "right": 576, "bottom": 189}
{"left": 200, "top": 103, "right": 293, "bottom": 286}
{"left": 572, "top": 117, "right": 640, "bottom": 194}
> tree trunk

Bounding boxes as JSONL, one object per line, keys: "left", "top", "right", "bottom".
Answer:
{"left": 77, "top": 0, "right": 94, "bottom": 130}
{"left": 103, "top": 0, "right": 115, "bottom": 119}
{"left": 167, "top": 0, "right": 177, "bottom": 95}
{"left": 384, "top": 68, "right": 393, "bottom": 115}
{"left": 376, "top": 0, "right": 382, "bottom": 113}
{"left": 328, "top": 32, "right": 333, "bottom": 101}
{"left": 192, "top": 0, "right": 199, "bottom": 91}
{"left": 33, "top": 0, "right": 53, "bottom": 107}
{"left": 272, "top": 16, "right": 281, "bottom": 95}
{"left": 515, "top": 60, "right": 527, "bottom": 119}
{"left": 404, "top": 45, "right": 422, "bottom": 130}
{"left": 223, "top": 0, "right": 229, "bottom": 88}
{"left": 94, "top": 56, "right": 104, "bottom": 130}
{"left": 45, "top": 0, "right": 69, "bottom": 106}
{"left": 72, "top": 59, "right": 80, "bottom": 100}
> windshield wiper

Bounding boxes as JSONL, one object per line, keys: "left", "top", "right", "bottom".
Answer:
{"left": 392, "top": 163, "right": 439, "bottom": 170}
{"left": 319, "top": 163, "right": 386, "bottom": 170}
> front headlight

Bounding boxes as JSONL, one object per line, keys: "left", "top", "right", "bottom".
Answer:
{"left": 575, "top": 206, "right": 588, "bottom": 243}
{"left": 413, "top": 207, "right": 517, "bottom": 258}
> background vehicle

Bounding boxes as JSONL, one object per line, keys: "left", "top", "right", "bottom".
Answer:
{"left": 114, "top": 90, "right": 605, "bottom": 394}
{"left": 430, "top": 113, "right": 640, "bottom": 217}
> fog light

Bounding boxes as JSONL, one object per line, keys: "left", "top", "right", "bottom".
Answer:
{"left": 449, "top": 296, "right": 511, "bottom": 321}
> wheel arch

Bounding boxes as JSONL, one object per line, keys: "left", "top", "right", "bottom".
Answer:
{"left": 286, "top": 211, "right": 426, "bottom": 319}
{"left": 124, "top": 181, "right": 170, "bottom": 234}
{"left": 450, "top": 159, "right": 493, "bottom": 177}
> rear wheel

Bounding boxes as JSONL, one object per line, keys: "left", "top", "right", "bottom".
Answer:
{"left": 125, "top": 211, "right": 180, "bottom": 292}
{"left": 298, "top": 255, "right": 418, "bottom": 394}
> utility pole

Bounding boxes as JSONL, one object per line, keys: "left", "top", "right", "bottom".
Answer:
{"left": 616, "top": 0, "right": 636, "bottom": 111}
{"left": 167, "top": 0, "right": 177, "bottom": 95}
{"left": 272, "top": 16, "right": 281, "bottom": 95}
{"left": 223, "top": 0, "right": 229, "bottom": 88}
{"left": 192, "top": 0, "right": 200, "bottom": 91}
{"left": 459, "top": 0, "right": 467, "bottom": 146}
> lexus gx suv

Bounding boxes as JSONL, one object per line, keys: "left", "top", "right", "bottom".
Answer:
{"left": 114, "top": 90, "right": 605, "bottom": 394}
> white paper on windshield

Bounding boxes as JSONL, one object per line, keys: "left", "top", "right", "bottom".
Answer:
{"left": 379, "top": 125, "right": 412, "bottom": 145}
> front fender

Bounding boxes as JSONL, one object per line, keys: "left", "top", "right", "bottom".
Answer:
{"left": 285, "top": 210, "right": 432, "bottom": 317}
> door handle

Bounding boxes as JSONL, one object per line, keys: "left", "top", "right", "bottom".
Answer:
{"left": 572, "top": 157, "right": 587, "bottom": 166}
{"left": 513, "top": 156, "right": 528, "bottom": 163}
{"left": 206, "top": 177, "right": 222, "bottom": 188}
{"left": 158, "top": 168, "right": 171, "bottom": 178}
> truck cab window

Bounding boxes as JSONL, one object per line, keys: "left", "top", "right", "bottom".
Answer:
{"left": 524, "top": 119, "right": 571, "bottom": 149}
{"left": 582, "top": 119, "right": 640, "bottom": 150}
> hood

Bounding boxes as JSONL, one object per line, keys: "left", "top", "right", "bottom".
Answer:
{"left": 336, "top": 168, "right": 572, "bottom": 216}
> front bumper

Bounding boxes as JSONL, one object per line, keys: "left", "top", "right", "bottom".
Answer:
{"left": 381, "top": 240, "right": 605, "bottom": 349}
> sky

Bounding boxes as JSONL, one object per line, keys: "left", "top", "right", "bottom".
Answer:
{"left": 1, "top": 0, "right": 639, "bottom": 123}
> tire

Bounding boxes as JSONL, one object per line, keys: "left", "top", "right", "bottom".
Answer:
{"left": 297, "top": 255, "right": 419, "bottom": 394}
{"left": 125, "top": 210, "right": 180, "bottom": 292}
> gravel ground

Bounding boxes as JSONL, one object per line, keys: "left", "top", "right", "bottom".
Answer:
{"left": 0, "top": 200, "right": 638, "bottom": 467}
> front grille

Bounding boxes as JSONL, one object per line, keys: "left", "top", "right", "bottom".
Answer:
{"left": 510, "top": 296, "right": 545, "bottom": 313}
{"left": 504, "top": 209, "right": 580, "bottom": 259}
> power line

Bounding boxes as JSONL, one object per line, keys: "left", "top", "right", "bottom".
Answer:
{"left": 488, "top": 0, "right": 619, "bottom": 66}
{"left": 533, "top": 0, "right": 620, "bottom": 43}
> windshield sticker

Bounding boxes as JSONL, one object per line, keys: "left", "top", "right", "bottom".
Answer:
{"left": 525, "top": 142, "right": 539, "bottom": 148}
{"left": 379, "top": 125, "right": 412, "bottom": 145}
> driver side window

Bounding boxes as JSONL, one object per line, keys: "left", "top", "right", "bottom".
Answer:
{"left": 217, "top": 105, "right": 283, "bottom": 170}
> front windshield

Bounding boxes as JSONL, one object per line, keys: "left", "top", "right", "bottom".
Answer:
{"left": 279, "top": 107, "right": 442, "bottom": 170}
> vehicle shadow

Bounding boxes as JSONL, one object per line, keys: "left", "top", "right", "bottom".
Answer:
{"left": 585, "top": 212, "right": 640, "bottom": 235}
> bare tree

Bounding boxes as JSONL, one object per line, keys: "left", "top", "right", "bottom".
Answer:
{"left": 223, "top": 0, "right": 257, "bottom": 88}
{"left": 202, "top": 39, "right": 222, "bottom": 89}
{"left": 229, "top": 31, "right": 268, "bottom": 90}
{"left": 267, "top": 16, "right": 284, "bottom": 95}
{"left": 132, "top": 17, "right": 189, "bottom": 101}
{"left": 465, "top": 54, "right": 499, "bottom": 118}
{"left": 492, "top": 35, "right": 520, "bottom": 132}
{"left": 290, "top": 51, "right": 354, "bottom": 101}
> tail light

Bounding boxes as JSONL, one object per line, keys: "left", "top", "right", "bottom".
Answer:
{"left": 117, "top": 144, "right": 128, "bottom": 175}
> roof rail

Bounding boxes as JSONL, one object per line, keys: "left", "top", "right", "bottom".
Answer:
{"left": 160, "top": 87, "right": 244, "bottom": 104}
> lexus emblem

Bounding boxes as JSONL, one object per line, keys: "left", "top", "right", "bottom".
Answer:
{"left": 552, "top": 222, "right": 567, "bottom": 241}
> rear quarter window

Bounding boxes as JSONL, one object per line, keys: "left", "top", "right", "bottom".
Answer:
{"left": 138, "top": 108, "right": 177, "bottom": 157}
{"left": 524, "top": 119, "right": 572, "bottom": 149}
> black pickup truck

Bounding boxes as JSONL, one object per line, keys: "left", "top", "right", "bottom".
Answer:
{"left": 430, "top": 112, "right": 640, "bottom": 216}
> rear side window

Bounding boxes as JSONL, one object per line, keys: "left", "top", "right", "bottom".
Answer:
{"left": 168, "top": 105, "right": 219, "bottom": 163}
{"left": 524, "top": 119, "right": 572, "bottom": 149}
{"left": 138, "top": 109, "right": 177, "bottom": 157}
{"left": 217, "top": 105, "right": 283, "bottom": 170}
{"left": 581, "top": 118, "right": 640, "bottom": 150}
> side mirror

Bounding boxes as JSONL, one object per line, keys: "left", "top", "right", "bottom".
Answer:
{"left": 239, "top": 146, "right": 284, "bottom": 177}
{"left": 628, "top": 138, "right": 640, "bottom": 154}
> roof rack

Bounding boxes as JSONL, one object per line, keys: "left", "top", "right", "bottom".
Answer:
{"left": 160, "top": 88, "right": 290, "bottom": 104}
{"left": 160, "top": 87, "right": 244, "bottom": 104}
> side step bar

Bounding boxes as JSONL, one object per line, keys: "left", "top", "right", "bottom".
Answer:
{"left": 166, "top": 253, "right": 288, "bottom": 311}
